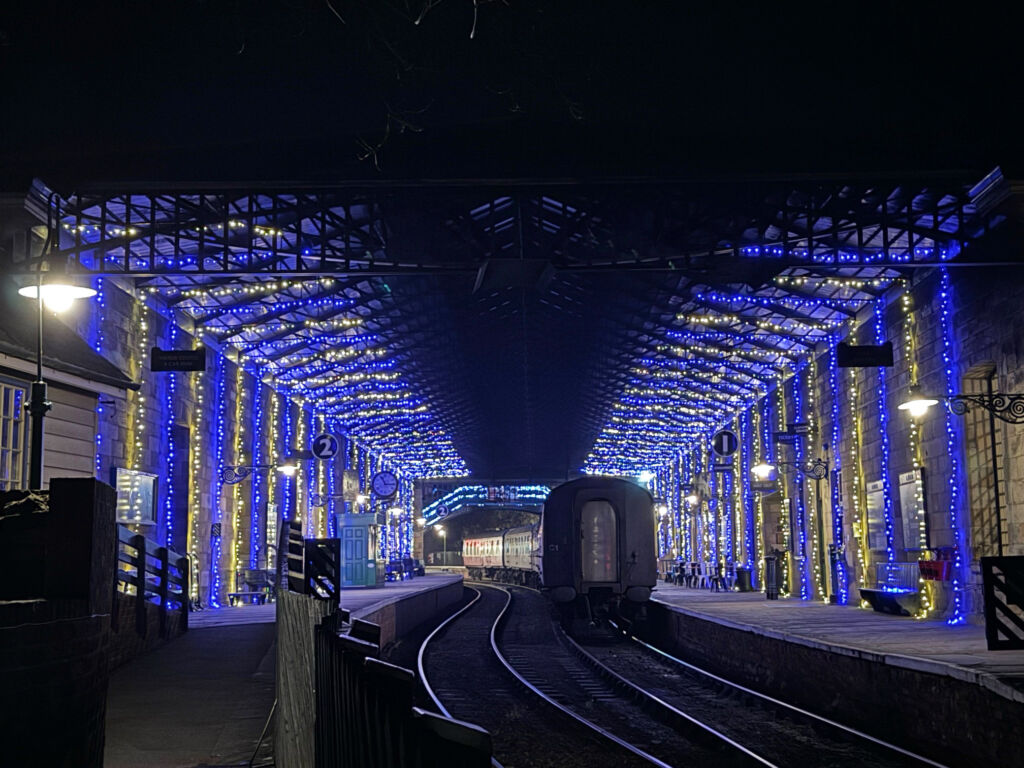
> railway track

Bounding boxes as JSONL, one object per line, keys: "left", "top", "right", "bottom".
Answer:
{"left": 493, "top": 585, "right": 765, "bottom": 767}
{"left": 577, "top": 621, "right": 949, "bottom": 768}
{"left": 417, "top": 584, "right": 655, "bottom": 768}
{"left": 426, "top": 579, "right": 949, "bottom": 768}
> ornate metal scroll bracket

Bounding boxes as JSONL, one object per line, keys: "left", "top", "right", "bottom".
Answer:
{"left": 948, "top": 394, "right": 1024, "bottom": 424}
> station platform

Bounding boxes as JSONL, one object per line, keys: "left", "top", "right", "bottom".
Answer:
{"left": 105, "top": 572, "right": 464, "bottom": 768}
{"left": 651, "top": 583, "right": 1024, "bottom": 702}
{"left": 649, "top": 582, "right": 1024, "bottom": 765}
{"left": 188, "top": 570, "right": 464, "bottom": 629}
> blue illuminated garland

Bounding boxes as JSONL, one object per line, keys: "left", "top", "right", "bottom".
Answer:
{"left": 210, "top": 354, "right": 227, "bottom": 608}
{"left": 163, "top": 318, "right": 177, "bottom": 549}
{"left": 681, "top": 452, "right": 692, "bottom": 561}
{"left": 304, "top": 406, "right": 316, "bottom": 538}
{"left": 873, "top": 298, "right": 896, "bottom": 564}
{"left": 722, "top": 460, "right": 734, "bottom": 568}
{"left": 792, "top": 374, "right": 809, "bottom": 599}
{"left": 939, "top": 268, "right": 967, "bottom": 625}
{"left": 421, "top": 484, "right": 552, "bottom": 522}
{"left": 828, "top": 344, "right": 849, "bottom": 604}
{"left": 326, "top": 418, "right": 338, "bottom": 538}
{"left": 92, "top": 277, "right": 106, "bottom": 479}
{"left": 281, "top": 396, "right": 294, "bottom": 521}
{"left": 249, "top": 379, "right": 264, "bottom": 569}
{"left": 741, "top": 409, "right": 754, "bottom": 570}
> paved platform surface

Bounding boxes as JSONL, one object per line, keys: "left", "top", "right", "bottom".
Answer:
{"left": 105, "top": 622, "right": 276, "bottom": 768}
{"left": 652, "top": 583, "right": 1024, "bottom": 703}
{"left": 188, "top": 571, "right": 463, "bottom": 629}
{"left": 106, "top": 572, "right": 464, "bottom": 767}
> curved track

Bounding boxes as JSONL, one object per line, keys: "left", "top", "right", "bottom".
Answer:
{"left": 418, "top": 584, "right": 654, "bottom": 768}
{"left": 436, "top": 577, "right": 948, "bottom": 768}
{"left": 492, "top": 586, "right": 765, "bottom": 767}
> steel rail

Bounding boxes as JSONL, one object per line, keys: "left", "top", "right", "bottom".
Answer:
{"left": 558, "top": 627, "right": 776, "bottom": 766}
{"left": 415, "top": 585, "right": 505, "bottom": 768}
{"left": 487, "top": 585, "right": 674, "bottom": 768}
{"left": 614, "top": 622, "right": 948, "bottom": 768}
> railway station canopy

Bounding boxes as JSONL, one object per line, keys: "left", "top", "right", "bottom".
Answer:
{"left": 8, "top": 169, "right": 1017, "bottom": 480}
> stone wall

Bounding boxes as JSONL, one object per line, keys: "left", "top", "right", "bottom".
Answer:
{"left": 645, "top": 602, "right": 1024, "bottom": 767}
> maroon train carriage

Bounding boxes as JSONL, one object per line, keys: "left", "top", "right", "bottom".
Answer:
{"left": 463, "top": 525, "right": 540, "bottom": 587}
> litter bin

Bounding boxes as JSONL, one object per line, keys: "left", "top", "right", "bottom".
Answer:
{"left": 764, "top": 556, "right": 778, "bottom": 600}
{"left": 735, "top": 566, "right": 752, "bottom": 592}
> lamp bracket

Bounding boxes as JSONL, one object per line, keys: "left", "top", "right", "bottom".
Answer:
{"left": 948, "top": 394, "right": 1024, "bottom": 424}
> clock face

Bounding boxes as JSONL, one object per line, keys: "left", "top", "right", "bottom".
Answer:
{"left": 372, "top": 471, "right": 398, "bottom": 499}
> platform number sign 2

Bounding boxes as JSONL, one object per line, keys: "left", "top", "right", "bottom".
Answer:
{"left": 711, "top": 429, "right": 738, "bottom": 457}
{"left": 311, "top": 433, "right": 339, "bottom": 461}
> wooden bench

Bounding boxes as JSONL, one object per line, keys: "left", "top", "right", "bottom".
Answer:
{"left": 227, "top": 568, "right": 276, "bottom": 605}
{"left": 228, "top": 591, "right": 268, "bottom": 606}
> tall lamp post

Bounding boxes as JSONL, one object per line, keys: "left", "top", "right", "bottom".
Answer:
{"left": 752, "top": 457, "right": 830, "bottom": 598}
{"left": 18, "top": 271, "right": 97, "bottom": 490}
{"left": 899, "top": 383, "right": 1024, "bottom": 557}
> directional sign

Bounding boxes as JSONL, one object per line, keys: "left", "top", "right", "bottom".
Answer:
{"left": 711, "top": 463, "right": 734, "bottom": 472}
{"left": 311, "top": 433, "right": 340, "bottom": 460}
{"left": 773, "top": 431, "right": 799, "bottom": 445}
{"left": 789, "top": 422, "right": 810, "bottom": 435}
{"left": 151, "top": 347, "right": 206, "bottom": 372}
{"left": 751, "top": 480, "right": 777, "bottom": 493}
{"left": 711, "top": 429, "right": 739, "bottom": 456}
{"left": 837, "top": 341, "right": 893, "bottom": 368}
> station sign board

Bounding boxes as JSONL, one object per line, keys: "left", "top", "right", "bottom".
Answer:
{"left": 151, "top": 346, "right": 206, "bottom": 372}
{"left": 711, "top": 429, "right": 739, "bottom": 456}
{"left": 341, "top": 469, "right": 359, "bottom": 502}
{"left": 311, "top": 433, "right": 340, "bottom": 460}
{"left": 837, "top": 341, "right": 893, "bottom": 368}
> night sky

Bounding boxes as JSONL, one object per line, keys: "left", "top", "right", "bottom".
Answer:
{"left": 2, "top": 2, "right": 1021, "bottom": 190}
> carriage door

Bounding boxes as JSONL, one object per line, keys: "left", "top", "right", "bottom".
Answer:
{"left": 580, "top": 498, "right": 619, "bottom": 583}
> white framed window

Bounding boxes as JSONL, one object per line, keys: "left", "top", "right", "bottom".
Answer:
{"left": 0, "top": 380, "right": 28, "bottom": 491}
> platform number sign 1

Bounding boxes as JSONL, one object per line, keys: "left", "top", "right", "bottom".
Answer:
{"left": 712, "top": 429, "right": 738, "bottom": 457}
{"left": 311, "top": 433, "right": 339, "bottom": 461}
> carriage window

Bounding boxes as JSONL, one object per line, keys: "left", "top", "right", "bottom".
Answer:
{"left": 581, "top": 499, "right": 618, "bottom": 582}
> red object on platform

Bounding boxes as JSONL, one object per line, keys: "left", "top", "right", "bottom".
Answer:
{"left": 918, "top": 560, "right": 952, "bottom": 580}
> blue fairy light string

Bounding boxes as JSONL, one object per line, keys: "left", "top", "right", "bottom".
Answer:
{"left": 828, "top": 344, "right": 848, "bottom": 604}
{"left": 873, "top": 298, "right": 896, "bottom": 564}
{"left": 939, "top": 268, "right": 967, "bottom": 625}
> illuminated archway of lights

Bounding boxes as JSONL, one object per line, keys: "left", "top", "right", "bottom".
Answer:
{"left": 585, "top": 271, "right": 905, "bottom": 476}
{"left": 421, "top": 484, "right": 551, "bottom": 525}
{"left": 153, "top": 276, "right": 469, "bottom": 478}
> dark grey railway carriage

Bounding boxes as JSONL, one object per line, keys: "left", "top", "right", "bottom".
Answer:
{"left": 539, "top": 476, "right": 658, "bottom": 623}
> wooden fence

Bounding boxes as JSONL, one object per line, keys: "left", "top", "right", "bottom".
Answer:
{"left": 114, "top": 525, "right": 189, "bottom": 638}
